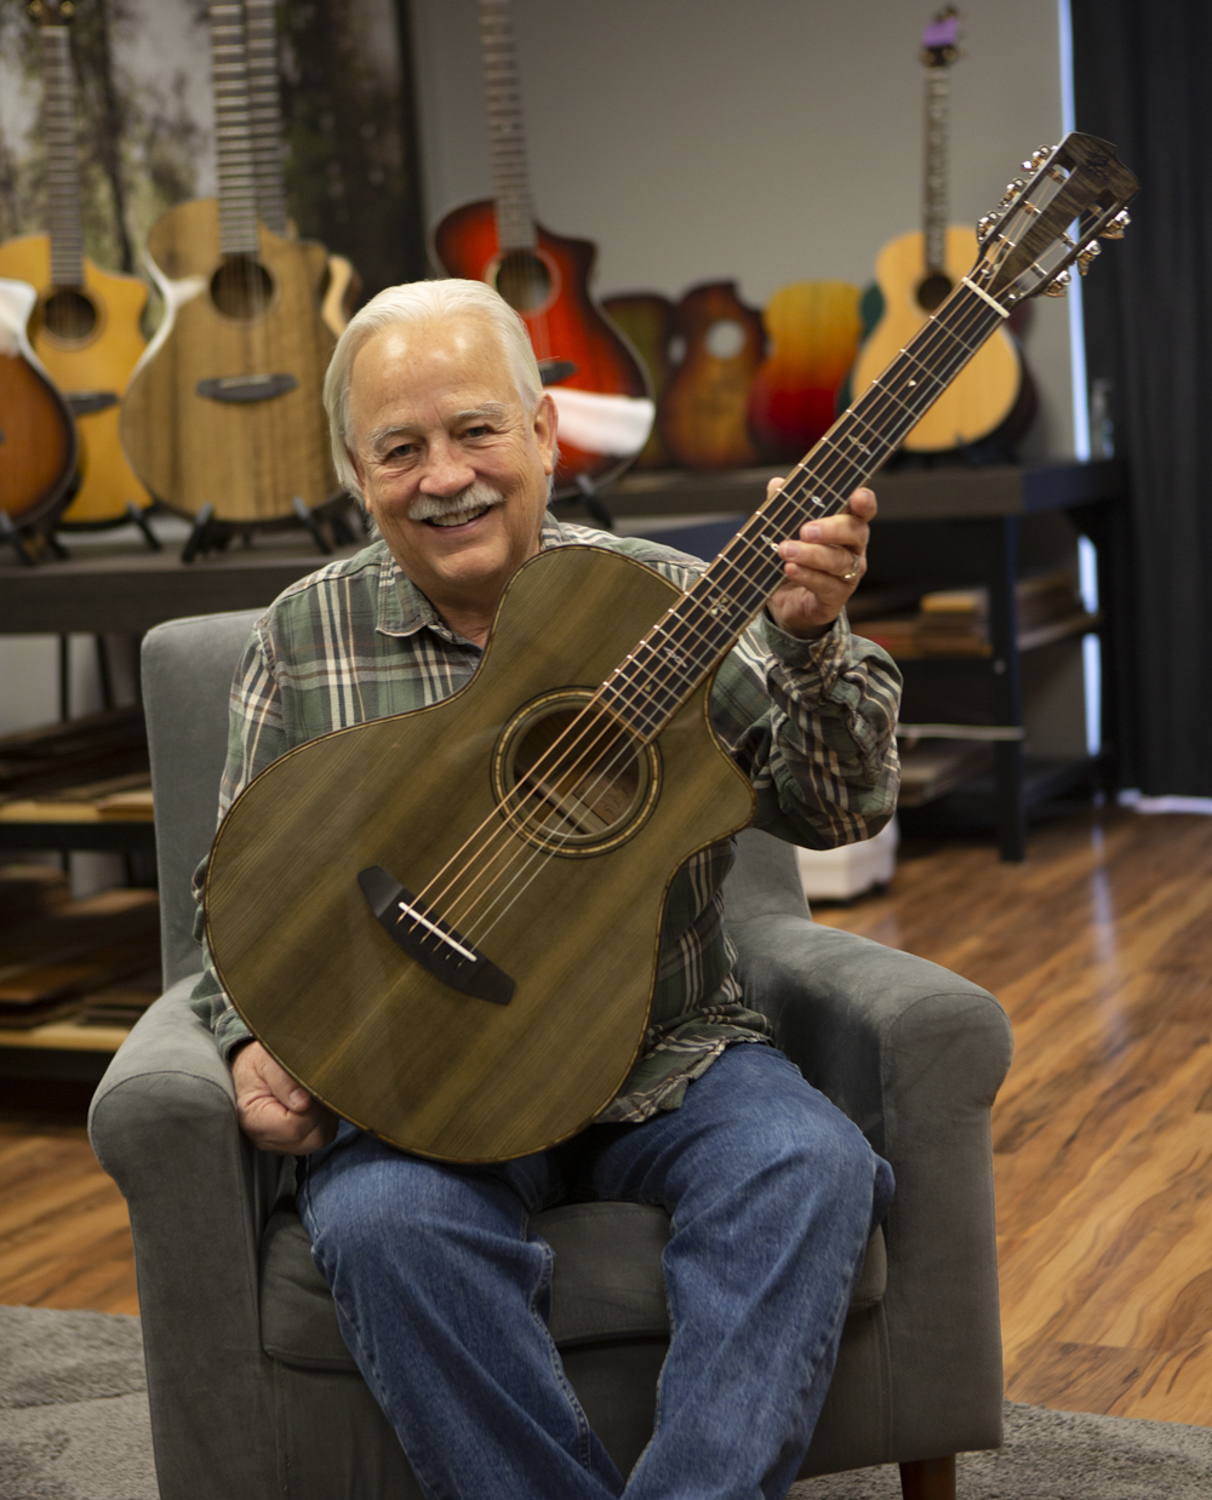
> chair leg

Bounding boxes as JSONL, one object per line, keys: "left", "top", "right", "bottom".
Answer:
{"left": 899, "top": 1454, "right": 956, "bottom": 1500}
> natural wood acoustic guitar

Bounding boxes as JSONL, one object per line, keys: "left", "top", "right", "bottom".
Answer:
{"left": 658, "top": 282, "right": 766, "bottom": 472}
{"left": 242, "top": 0, "right": 361, "bottom": 336}
{"left": 0, "top": 0, "right": 151, "bottom": 529}
{"left": 851, "top": 7, "right": 1027, "bottom": 454}
{"left": 205, "top": 135, "right": 1137, "bottom": 1164}
{"left": 119, "top": 1, "right": 339, "bottom": 525}
{"left": 432, "top": 0, "right": 652, "bottom": 497}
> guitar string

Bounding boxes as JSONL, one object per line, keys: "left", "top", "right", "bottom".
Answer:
{"left": 405, "top": 282, "right": 1009, "bottom": 952}
{"left": 397, "top": 282, "right": 1009, "bottom": 959}
{"left": 446, "top": 285, "right": 1013, "bottom": 951}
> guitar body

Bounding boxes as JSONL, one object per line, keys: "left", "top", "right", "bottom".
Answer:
{"left": 205, "top": 546, "right": 755, "bottom": 1163}
{"left": 601, "top": 292, "right": 679, "bottom": 470}
{"left": 851, "top": 226, "right": 1023, "bottom": 453}
{"left": 660, "top": 281, "right": 765, "bottom": 470}
{"left": 0, "top": 277, "right": 77, "bottom": 531}
{"left": 0, "top": 234, "right": 152, "bottom": 527}
{"left": 120, "top": 198, "right": 339, "bottom": 522}
{"left": 747, "top": 281, "right": 862, "bottom": 463}
{"left": 433, "top": 201, "right": 650, "bottom": 494}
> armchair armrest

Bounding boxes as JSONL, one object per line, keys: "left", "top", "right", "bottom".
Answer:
{"left": 728, "top": 905, "right": 1013, "bottom": 1460}
{"left": 88, "top": 981, "right": 287, "bottom": 1497}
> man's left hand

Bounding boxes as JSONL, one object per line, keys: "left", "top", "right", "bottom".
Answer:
{"left": 767, "top": 483, "right": 875, "bottom": 640}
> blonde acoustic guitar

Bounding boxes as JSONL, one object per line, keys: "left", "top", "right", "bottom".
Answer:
{"left": 851, "top": 8, "right": 1027, "bottom": 454}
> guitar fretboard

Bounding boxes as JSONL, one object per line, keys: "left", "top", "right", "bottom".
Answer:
{"left": 597, "top": 281, "right": 1005, "bottom": 740}
{"left": 244, "top": 0, "right": 288, "bottom": 236}
{"left": 210, "top": 1, "right": 260, "bottom": 255}
{"left": 40, "top": 23, "right": 84, "bottom": 288}
{"left": 923, "top": 67, "right": 950, "bottom": 274}
{"left": 479, "top": 0, "right": 537, "bottom": 253}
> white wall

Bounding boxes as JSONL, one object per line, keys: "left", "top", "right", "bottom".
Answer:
{"left": 410, "top": 0, "right": 1074, "bottom": 456}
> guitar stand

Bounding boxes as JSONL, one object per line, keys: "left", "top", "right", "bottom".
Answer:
{"left": 0, "top": 510, "right": 69, "bottom": 567}
{"left": 181, "top": 504, "right": 236, "bottom": 563}
{"left": 126, "top": 502, "right": 163, "bottom": 552}
{"left": 291, "top": 496, "right": 334, "bottom": 556}
{"left": 574, "top": 473, "right": 615, "bottom": 532}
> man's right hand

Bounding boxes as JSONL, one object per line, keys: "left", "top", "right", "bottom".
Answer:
{"left": 231, "top": 1040, "right": 337, "bottom": 1154}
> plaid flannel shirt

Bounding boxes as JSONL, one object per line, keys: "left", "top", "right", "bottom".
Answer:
{"left": 189, "top": 515, "right": 901, "bottom": 1123}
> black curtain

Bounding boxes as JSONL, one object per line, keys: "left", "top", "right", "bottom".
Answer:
{"left": 1072, "top": 0, "right": 1212, "bottom": 794}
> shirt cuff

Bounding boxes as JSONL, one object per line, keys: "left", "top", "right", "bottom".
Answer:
{"left": 760, "top": 608, "right": 854, "bottom": 691}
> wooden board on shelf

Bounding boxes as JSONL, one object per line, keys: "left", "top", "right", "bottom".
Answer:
{"left": 0, "top": 772, "right": 152, "bottom": 824}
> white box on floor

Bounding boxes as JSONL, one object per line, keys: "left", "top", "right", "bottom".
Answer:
{"left": 795, "top": 817, "right": 898, "bottom": 902}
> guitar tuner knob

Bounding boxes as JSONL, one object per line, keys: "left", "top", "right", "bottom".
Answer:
{"left": 1077, "top": 242, "right": 1102, "bottom": 275}
{"left": 1042, "top": 269, "right": 1072, "bottom": 297}
{"left": 1001, "top": 178, "right": 1025, "bottom": 205}
{"left": 1100, "top": 209, "right": 1131, "bottom": 240}
{"left": 976, "top": 212, "right": 1001, "bottom": 243}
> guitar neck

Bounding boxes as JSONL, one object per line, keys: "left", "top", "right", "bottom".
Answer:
{"left": 598, "top": 281, "right": 1006, "bottom": 739}
{"left": 210, "top": 0, "right": 260, "bottom": 255}
{"left": 922, "top": 65, "right": 950, "bottom": 274}
{"left": 244, "top": 0, "right": 288, "bottom": 236}
{"left": 40, "top": 22, "right": 84, "bottom": 287}
{"left": 479, "top": 0, "right": 537, "bottom": 252}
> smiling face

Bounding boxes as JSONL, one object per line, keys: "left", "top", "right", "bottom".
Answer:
{"left": 347, "top": 312, "right": 557, "bottom": 644}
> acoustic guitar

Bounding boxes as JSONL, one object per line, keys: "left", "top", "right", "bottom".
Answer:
{"left": 0, "top": 277, "right": 77, "bottom": 538}
{"left": 658, "top": 282, "right": 766, "bottom": 471}
{"left": 746, "top": 282, "right": 863, "bottom": 464}
{"left": 850, "top": 7, "right": 1026, "bottom": 454}
{"left": 600, "top": 293, "right": 679, "bottom": 471}
{"left": 0, "top": 0, "right": 150, "bottom": 529}
{"left": 205, "top": 135, "right": 1136, "bottom": 1164}
{"left": 119, "top": 1, "right": 339, "bottom": 525}
{"left": 432, "top": 0, "right": 652, "bottom": 497}
{"left": 242, "top": 0, "right": 361, "bottom": 336}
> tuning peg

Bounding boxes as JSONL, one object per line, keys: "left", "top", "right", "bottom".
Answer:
{"left": 1100, "top": 209, "right": 1131, "bottom": 240}
{"left": 1076, "top": 242, "right": 1102, "bottom": 276}
{"left": 1000, "top": 178, "right": 1026, "bottom": 206}
{"left": 976, "top": 211, "right": 1002, "bottom": 244}
{"left": 1042, "top": 269, "right": 1072, "bottom": 298}
{"left": 1021, "top": 146, "right": 1052, "bottom": 173}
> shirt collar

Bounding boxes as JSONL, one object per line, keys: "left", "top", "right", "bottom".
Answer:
{"left": 374, "top": 512, "right": 576, "bottom": 645}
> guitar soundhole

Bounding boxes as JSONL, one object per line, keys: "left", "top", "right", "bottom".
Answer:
{"left": 493, "top": 250, "right": 553, "bottom": 314}
{"left": 210, "top": 255, "right": 276, "bottom": 320}
{"left": 916, "top": 272, "right": 953, "bottom": 313}
{"left": 494, "top": 694, "right": 660, "bottom": 856}
{"left": 39, "top": 288, "right": 98, "bottom": 343}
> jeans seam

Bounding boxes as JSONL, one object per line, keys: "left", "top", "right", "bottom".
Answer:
{"left": 530, "top": 1236, "right": 595, "bottom": 1473}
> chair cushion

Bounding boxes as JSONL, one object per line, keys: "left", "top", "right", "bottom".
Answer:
{"left": 259, "top": 1200, "right": 886, "bottom": 1370}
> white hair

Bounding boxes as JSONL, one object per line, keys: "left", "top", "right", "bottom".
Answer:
{"left": 323, "top": 279, "right": 545, "bottom": 500}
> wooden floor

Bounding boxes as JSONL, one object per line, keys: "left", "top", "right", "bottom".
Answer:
{"left": 3, "top": 802, "right": 1212, "bottom": 1426}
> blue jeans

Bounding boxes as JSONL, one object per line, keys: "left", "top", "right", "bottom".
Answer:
{"left": 297, "top": 1044, "right": 894, "bottom": 1500}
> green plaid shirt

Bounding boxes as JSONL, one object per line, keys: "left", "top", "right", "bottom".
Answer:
{"left": 190, "top": 516, "right": 900, "bottom": 1123}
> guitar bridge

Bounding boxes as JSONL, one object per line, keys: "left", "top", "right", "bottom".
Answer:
{"left": 357, "top": 866, "right": 514, "bottom": 1006}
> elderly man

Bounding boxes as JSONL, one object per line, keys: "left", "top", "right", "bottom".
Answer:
{"left": 190, "top": 278, "right": 900, "bottom": 1499}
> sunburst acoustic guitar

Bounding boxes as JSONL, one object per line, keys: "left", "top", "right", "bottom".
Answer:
{"left": 0, "top": 0, "right": 150, "bottom": 529}
{"left": 205, "top": 135, "right": 1136, "bottom": 1165}
{"left": 851, "top": 7, "right": 1028, "bottom": 455}
{"left": 0, "top": 277, "right": 77, "bottom": 543}
{"left": 432, "top": 0, "right": 653, "bottom": 497}
{"left": 120, "top": 1, "right": 339, "bottom": 526}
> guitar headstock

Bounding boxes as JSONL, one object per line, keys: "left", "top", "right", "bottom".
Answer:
{"left": 27, "top": 0, "right": 73, "bottom": 23}
{"left": 969, "top": 133, "right": 1138, "bottom": 309}
{"left": 920, "top": 7, "right": 962, "bottom": 68}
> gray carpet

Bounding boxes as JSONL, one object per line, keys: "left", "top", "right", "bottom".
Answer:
{"left": 3, "top": 1306, "right": 1212, "bottom": 1499}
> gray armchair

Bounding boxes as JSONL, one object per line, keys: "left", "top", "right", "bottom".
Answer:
{"left": 89, "top": 608, "right": 1013, "bottom": 1500}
